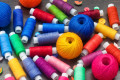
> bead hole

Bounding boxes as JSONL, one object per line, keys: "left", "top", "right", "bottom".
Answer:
{"left": 78, "top": 17, "right": 86, "bottom": 24}
{"left": 66, "top": 37, "right": 74, "bottom": 44}
{"left": 102, "top": 57, "right": 110, "bottom": 65}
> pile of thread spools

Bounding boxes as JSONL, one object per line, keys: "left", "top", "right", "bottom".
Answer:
{"left": 0, "top": 0, "right": 120, "bottom": 80}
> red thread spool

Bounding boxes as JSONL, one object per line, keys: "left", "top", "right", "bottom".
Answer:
{"left": 30, "top": 8, "right": 58, "bottom": 23}
{"left": 81, "top": 33, "right": 103, "bottom": 56}
{"left": 103, "top": 42, "right": 120, "bottom": 64}
{"left": 26, "top": 46, "right": 57, "bottom": 57}
{"left": 107, "top": 4, "right": 119, "bottom": 30}
{"left": 78, "top": 9, "right": 104, "bottom": 20}
{"left": 58, "top": 73, "right": 69, "bottom": 80}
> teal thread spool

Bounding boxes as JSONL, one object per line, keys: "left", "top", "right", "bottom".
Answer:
{"left": 74, "top": 64, "right": 85, "bottom": 80}
{"left": 9, "top": 32, "right": 25, "bottom": 57}
{"left": 46, "top": 3, "right": 69, "bottom": 25}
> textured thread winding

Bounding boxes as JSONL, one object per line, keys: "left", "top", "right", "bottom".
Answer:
{"left": 48, "top": 4, "right": 68, "bottom": 23}
{"left": 81, "top": 50, "right": 103, "bottom": 67}
{"left": 29, "top": 46, "right": 52, "bottom": 57}
{"left": 42, "top": 23, "right": 65, "bottom": 33}
{"left": 78, "top": 10, "right": 100, "bottom": 20}
{"left": 8, "top": 58, "right": 26, "bottom": 80}
{"left": 33, "top": 8, "right": 55, "bottom": 23}
{"left": 107, "top": 5, "right": 119, "bottom": 27}
{"left": 92, "top": 54, "right": 119, "bottom": 80}
{"left": 95, "top": 23, "right": 117, "bottom": 40}
{"left": 0, "top": 2, "right": 11, "bottom": 27}
{"left": 13, "top": 8, "right": 23, "bottom": 30}
{"left": 0, "top": 33, "right": 12, "bottom": 57}
{"left": 22, "top": 57, "right": 41, "bottom": 80}
{"left": 35, "top": 57, "right": 56, "bottom": 78}
{"left": 19, "top": 0, "right": 42, "bottom": 8}
{"left": 47, "top": 56, "right": 71, "bottom": 73}
{"left": 56, "top": 32, "right": 83, "bottom": 59}
{"left": 52, "top": 0, "right": 73, "bottom": 15}
{"left": 83, "top": 34, "right": 103, "bottom": 53}
{"left": 69, "top": 14, "right": 94, "bottom": 40}
{"left": 37, "top": 32, "right": 59, "bottom": 45}
{"left": 10, "top": 34, "right": 25, "bottom": 57}
{"left": 106, "top": 43, "right": 120, "bottom": 64}
{"left": 74, "top": 66, "right": 85, "bottom": 80}
{"left": 21, "top": 17, "right": 36, "bottom": 40}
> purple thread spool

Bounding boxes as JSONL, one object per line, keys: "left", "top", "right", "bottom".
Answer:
{"left": 78, "top": 50, "right": 107, "bottom": 67}
{"left": 33, "top": 32, "right": 61, "bottom": 45}
{"left": 33, "top": 55, "right": 59, "bottom": 80}
{"left": 50, "top": 0, "right": 77, "bottom": 16}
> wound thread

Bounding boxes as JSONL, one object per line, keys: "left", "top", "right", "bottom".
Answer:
{"left": 9, "top": 32, "right": 25, "bottom": 57}
{"left": 21, "top": 16, "right": 36, "bottom": 43}
{"left": 13, "top": 5, "right": 23, "bottom": 33}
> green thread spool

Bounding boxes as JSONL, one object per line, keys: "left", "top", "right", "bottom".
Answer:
{"left": 74, "top": 64, "right": 85, "bottom": 80}
{"left": 46, "top": 3, "right": 69, "bottom": 25}
{"left": 9, "top": 32, "right": 25, "bottom": 57}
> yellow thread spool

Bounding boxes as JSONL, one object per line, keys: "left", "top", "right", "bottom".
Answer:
{"left": 8, "top": 58, "right": 26, "bottom": 80}
{"left": 94, "top": 22, "right": 119, "bottom": 40}
{"left": 56, "top": 32, "right": 83, "bottom": 59}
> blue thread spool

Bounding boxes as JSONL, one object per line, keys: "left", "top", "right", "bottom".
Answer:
{"left": 69, "top": 14, "right": 94, "bottom": 40}
{"left": 33, "top": 32, "right": 61, "bottom": 45}
{"left": 38, "top": 23, "right": 69, "bottom": 33}
{"left": 0, "top": 31, "right": 12, "bottom": 59}
{"left": 13, "top": 5, "right": 23, "bottom": 33}
{"left": 0, "top": 2, "right": 11, "bottom": 27}
{"left": 35, "top": 32, "right": 40, "bottom": 37}
{"left": 21, "top": 16, "right": 36, "bottom": 43}
{"left": 21, "top": 53, "right": 42, "bottom": 80}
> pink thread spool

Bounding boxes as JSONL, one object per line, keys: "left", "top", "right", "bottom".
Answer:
{"left": 45, "top": 55, "right": 73, "bottom": 76}
{"left": 4, "top": 74, "right": 15, "bottom": 80}
{"left": 58, "top": 73, "right": 69, "bottom": 80}
{"left": 92, "top": 54, "right": 119, "bottom": 80}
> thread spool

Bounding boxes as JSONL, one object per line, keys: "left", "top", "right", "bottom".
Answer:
{"left": 9, "top": 32, "right": 25, "bottom": 57}
{"left": 50, "top": 0, "right": 77, "bottom": 16}
{"left": 26, "top": 46, "right": 57, "bottom": 57}
{"left": 78, "top": 9, "right": 104, "bottom": 20}
{"left": 4, "top": 74, "right": 15, "bottom": 80}
{"left": 30, "top": 8, "right": 58, "bottom": 24}
{"left": 38, "top": 23, "right": 69, "bottom": 33}
{"left": 13, "top": 5, "right": 23, "bottom": 33}
{"left": 21, "top": 16, "right": 36, "bottom": 43}
{"left": 33, "top": 32, "right": 60, "bottom": 45}
{"left": 19, "top": 0, "right": 42, "bottom": 8}
{"left": 45, "top": 55, "right": 73, "bottom": 76}
{"left": 56, "top": 32, "right": 83, "bottom": 59}
{"left": 107, "top": 3, "right": 119, "bottom": 30}
{"left": 92, "top": 54, "right": 119, "bottom": 80}
{"left": 46, "top": 3, "right": 69, "bottom": 25}
{"left": 33, "top": 56, "right": 59, "bottom": 80}
{"left": 35, "top": 32, "right": 40, "bottom": 37}
{"left": 69, "top": 14, "right": 94, "bottom": 40}
{"left": 8, "top": 56, "right": 26, "bottom": 80}
{"left": 103, "top": 42, "right": 120, "bottom": 64}
{"left": 58, "top": 73, "right": 69, "bottom": 80}
{"left": 0, "top": 31, "right": 12, "bottom": 59}
{"left": 74, "top": 64, "right": 85, "bottom": 80}
{"left": 21, "top": 55, "right": 42, "bottom": 80}
{"left": 81, "top": 33, "right": 103, "bottom": 56}
{"left": 78, "top": 50, "right": 107, "bottom": 67}
{"left": 94, "top": 22, "right": 120, "bottom": 40}
{"left": 0, "top": 2, "right": 11, "bottom": 27}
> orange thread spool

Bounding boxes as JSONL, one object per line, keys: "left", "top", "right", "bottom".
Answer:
{"left": 81, "top": 33, "right": 103, "bottom": 56}
{"left": 103, "top": 42, "right": 120, "bottom": 64}
{"left": 107, "top": 4, "right": 119, "bottom": 30}
{"left": 19, "top": 0, "right": 42, "bottom": 8}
